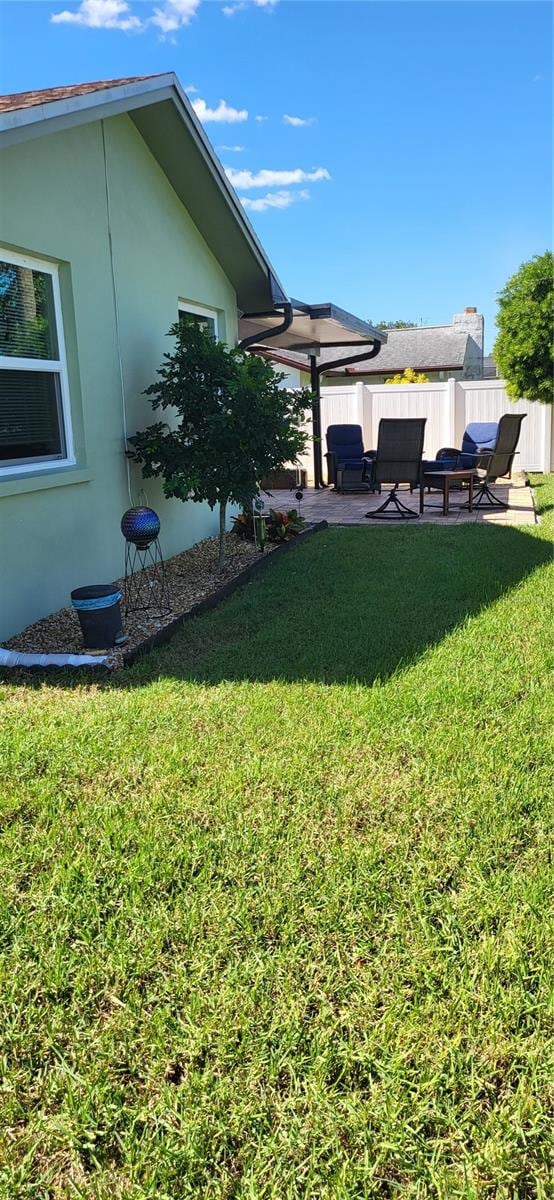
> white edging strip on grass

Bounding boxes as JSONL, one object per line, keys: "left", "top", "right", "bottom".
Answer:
{"left": 0, "top": 648, "right": 108, "bottom": 669}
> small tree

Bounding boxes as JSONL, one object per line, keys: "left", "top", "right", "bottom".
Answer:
{"left": 128, "top": 320, "right": 311, "bottom": 569}
{"left": 384, "top": 367, "right": 430, "bottom": 384}
{"left": 493, "top": 251, "right": 553, "bottom": 404}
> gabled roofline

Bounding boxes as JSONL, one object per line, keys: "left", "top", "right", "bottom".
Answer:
{"left": 0, "top": 75, "right": 176, "bottom": 136}
{"left": 0, "top": 73, "right": 288, "bottom": 307}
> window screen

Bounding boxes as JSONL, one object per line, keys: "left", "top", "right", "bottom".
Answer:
{"left": 0, "top": 256, "right": 70, "bottom": 470}
{"left": 179, "top": 308, "right": 217, "bottom": 339}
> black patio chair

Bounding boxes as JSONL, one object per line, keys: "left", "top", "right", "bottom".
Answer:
{"left": 463, "top": 413, "right": 526, "bottom": 507}
{"left": 365, "top": 418, "right": 427, "bottom": 520}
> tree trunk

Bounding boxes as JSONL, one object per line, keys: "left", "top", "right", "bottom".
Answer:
{"left": 217, "top": 500, "right": 227, "bottom": 571}
{"left": 18, "top": 267, "right": 37, "bottom": 320}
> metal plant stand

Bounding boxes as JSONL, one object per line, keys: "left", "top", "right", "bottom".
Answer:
{"left": 293, "top": 464, "right": 304, "bottom": 510}
{"left": 123, "top": 536, "right": 171, "bottom": 617}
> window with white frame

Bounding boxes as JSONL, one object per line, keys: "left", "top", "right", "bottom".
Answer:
{"left": 178, "top": 301, "right": 219, "bottom": 340}
{"left": 0, "top": 250, "right": 73, "bottom": 473}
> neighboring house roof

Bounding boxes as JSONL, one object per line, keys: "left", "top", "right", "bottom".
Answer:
{"left": 319, "top": 326, "right": 469, "bottom": 374}
{"left": 256, "top": 325, "right": 475, "bottom": 376}
{"left": 482, "top": 353, "right": 498, "bottom": 379}
{"left": 0, "top": 74, "right": 287, "bottom": 312}
{"left": 256, "top": 348, "right": 311, "bottom": 373}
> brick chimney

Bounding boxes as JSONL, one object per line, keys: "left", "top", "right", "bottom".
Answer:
{"left": 452, "top": 307, "right": 484, "bottom": 378}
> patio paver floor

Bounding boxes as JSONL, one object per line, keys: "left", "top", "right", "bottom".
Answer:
{"left": 268, "top": 475, "right": 536, "bottom": 527}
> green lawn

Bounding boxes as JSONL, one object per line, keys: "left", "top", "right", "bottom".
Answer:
{"left": 1, "top": 478, "right": 553, "bottom": 1199}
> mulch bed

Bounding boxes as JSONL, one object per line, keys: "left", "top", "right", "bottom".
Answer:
{"left": 4, "top": 525, "right": 325, "bottom": 671}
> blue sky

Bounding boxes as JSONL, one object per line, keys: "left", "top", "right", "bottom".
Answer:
{"left": 1, "top": 0, "right": 552, "bottom": 349}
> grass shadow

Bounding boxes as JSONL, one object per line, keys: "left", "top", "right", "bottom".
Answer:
{"left": 4, "top": 523, "right": 552, "bottom": 693}
{"left": 113, "top": 523, "right": 552, "bottom": 687}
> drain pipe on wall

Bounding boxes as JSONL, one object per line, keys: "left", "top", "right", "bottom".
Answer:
{"left": 238, "top": 302, "right": 294, "bottom": 352}
{"left": 101, "top": 118, "right": 134, "bottom": 507}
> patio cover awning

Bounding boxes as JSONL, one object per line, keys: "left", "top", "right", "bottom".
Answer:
{"left": 238, "top": 299, "right": 386, "bottom": 354}
{"left": 238, "top": 300, "right": 387, "bottom": 487}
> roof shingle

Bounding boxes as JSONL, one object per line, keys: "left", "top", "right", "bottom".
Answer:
{"left": 257, "top": 326, "right": 471, "bottom": 375}
{"left": 319, "top": 326, "right": 469, "bottom": 373}
{"left": 0, "top": 75, "right": 164, "bottom": 114}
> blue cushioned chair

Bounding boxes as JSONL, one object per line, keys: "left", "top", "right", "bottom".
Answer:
{"left": 325, "top": 424, "right": 376, "bottom": 492}
{"left": 422, "top": 422, "right": 499, "bottom": 475}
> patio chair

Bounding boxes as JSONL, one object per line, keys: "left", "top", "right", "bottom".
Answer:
{"left": 325, "top": 424, "right": 376, "bottom": 492}
{"left": 422, "top": 421, "right": 499, "bottom": 476}
{"left": 422, "top": 414, "right": 526, "bottom": 508}
{"left": 365, "top": 417, "right": 426, "bottom": 520}
{"left": 465, "top": 413, "right": 526, "bottom": 507}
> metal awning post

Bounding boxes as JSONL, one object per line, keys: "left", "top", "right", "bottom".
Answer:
{"left": 237, "top": 299, "right": 387, "bottom": 488}
{"left": 310, "top": 354, "right": 323, "bottom": 488}
{"left": 312, "top": 342, "right": 382, "bottom": 487}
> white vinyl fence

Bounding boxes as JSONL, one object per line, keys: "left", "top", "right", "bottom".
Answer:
{"left": 296, "top": 378, "right": 552, "bottom": 484}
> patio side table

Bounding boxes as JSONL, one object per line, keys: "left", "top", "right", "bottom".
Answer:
{"left": 420, "top": 469, "right": 478, "bottom": 516}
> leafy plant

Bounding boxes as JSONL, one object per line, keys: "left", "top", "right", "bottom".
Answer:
{"left": 266, "top": 508, "right": 305, "bottom": 541}
{"left": 231, "top": 509, "right": 267, "bottom": 546}
{"left": 128, "top": 319, "right": 312, "bottom": 568}
{"left": 232, "top": 510, "right": 257, "bottom": 541}
{"left": 493, "top": 251, "right": 553, "bottom": 404}
{"left": 232, "top": 506, "right": 305, "bottom": 545}
{"left": 384, "top": 367, "right": 430, "bottom": 384}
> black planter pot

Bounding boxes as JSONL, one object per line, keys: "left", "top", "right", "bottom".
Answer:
{"left": 71, "top": 584, "right": 123, "bottom": 649}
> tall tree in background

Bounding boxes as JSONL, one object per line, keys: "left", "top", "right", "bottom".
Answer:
{"left": 494, "top": 251, "right": 553, "bottom": 404}
{"left": 128, "top": 320, "right": 311, "bottom": 569}
{"left": 375, "top": 320, "right": 418, "bottom": 330}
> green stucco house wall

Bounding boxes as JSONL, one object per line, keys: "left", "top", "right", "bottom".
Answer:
{"left": 0, "top": 75, "right": 286, "bottom": 641}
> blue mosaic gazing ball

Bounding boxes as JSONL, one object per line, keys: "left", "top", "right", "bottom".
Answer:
{"left": 121, "top": 506, "right": 160, "bottom": 550}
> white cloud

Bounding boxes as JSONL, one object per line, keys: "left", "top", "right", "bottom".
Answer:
{"left": 192, "top": 96, "right": 248, "bottom": 123}
{"left": 50, "top": 0, "right": 200, "bottom": 31}
{"left": 150, "top": 0, "right": 199, "bottom": 33}
{"left": 51, "top": 0, "right": 200, "bottom": 32}
{"left": 223, "top": 0, "right": 278, "bottom": 13}
{"left": 51, "top": 0, "right": 142, "bottom": 30}
{"left": 240, "top": 189, "right": 309, "bottom": 213}
{"left": 255, "top": 114, "right": 268, "bottom": 123}
{"left": 283, "top": 113, "right": 315, "bottom": 127}
{"left": 225, "top": 166, "right": 330, "bottom": 189}
{"left": 217, "top": 144, "right": 245, "bottom": 152}
{"left": 185, "top": 82, "right": 198, "bottom": 93}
